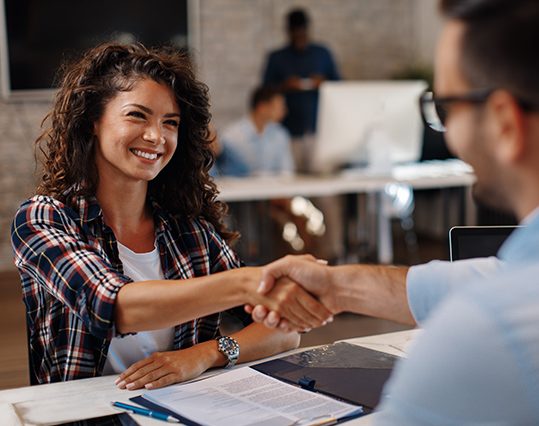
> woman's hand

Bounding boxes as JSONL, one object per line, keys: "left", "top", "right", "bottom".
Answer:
{"left": 245, "top": 254, "right": 334, "bottom": 332}
{"left": 115, "top": 342, "right": 218, "bottom": 391}
{"left": 250, "top": 277, "right": 334, "bottom": 333}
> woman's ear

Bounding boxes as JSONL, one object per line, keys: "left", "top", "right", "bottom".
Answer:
{"left": 486, "top": 90, "right": 527, "bottom": 165}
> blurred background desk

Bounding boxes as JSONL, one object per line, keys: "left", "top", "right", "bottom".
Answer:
{"left": 216, "top": 159, "right": 476, "bottom": 265}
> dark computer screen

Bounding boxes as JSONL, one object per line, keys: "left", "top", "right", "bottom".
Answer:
{"left": 449, "top": 226, "right": 517, "bottom": 261}
{"left": 1, "top": 0, "right": 191, "bottom": 99}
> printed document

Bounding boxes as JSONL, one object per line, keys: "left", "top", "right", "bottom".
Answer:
{"left": 142, "top": 366, "right": 362, "bottom": 426}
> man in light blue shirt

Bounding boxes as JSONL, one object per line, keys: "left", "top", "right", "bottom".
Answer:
{"left": 250, "top": 0, "right": 539, "bottom": 423}
{"left": 220, "top": 86, "right": 295, "bottom": 176}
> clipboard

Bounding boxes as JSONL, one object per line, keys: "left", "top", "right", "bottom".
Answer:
{"left": 250, "top": 342, "right": 399, "bottom": 413}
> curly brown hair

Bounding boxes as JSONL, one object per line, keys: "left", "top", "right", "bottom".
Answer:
{"left": 35, "top": 42, "right": 238, "bottom": 244}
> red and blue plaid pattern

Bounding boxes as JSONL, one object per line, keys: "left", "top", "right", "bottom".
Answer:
{"left": 11, "top": 194, "right": 244, "bottom": 384}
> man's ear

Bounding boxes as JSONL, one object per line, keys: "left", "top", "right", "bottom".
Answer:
{"left": 487, "top": 90, "right": 527, "bottom": 164}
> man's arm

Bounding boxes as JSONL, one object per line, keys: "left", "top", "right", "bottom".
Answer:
{"left": 252, "top": 255, "right": 507, "bottom": 331}
{"left": 251, "top": 255, "right": 415, "bottom": 330}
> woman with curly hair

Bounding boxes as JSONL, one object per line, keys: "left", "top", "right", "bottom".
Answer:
{"left": 11, "top": 42, "right": 331, "bottom": 388}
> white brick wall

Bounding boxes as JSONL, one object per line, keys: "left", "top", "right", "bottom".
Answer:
{"left": 0, "top": 0, "right": 442, "bottom": 271}
{"left": 200, "top": 0, "right": 420, "bottom": 130}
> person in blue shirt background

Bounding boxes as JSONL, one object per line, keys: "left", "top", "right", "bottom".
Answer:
{"left": 219, "top": 86, "right": 295, "bottom": 176}
{"left": 262, "top": 8, "right": 340, "bottom": 172}
{"left": 216, "top": 86, "right": 327, "bottom": 259}
{"left": 208, "top": 123, "right": 249, "bottom": 178}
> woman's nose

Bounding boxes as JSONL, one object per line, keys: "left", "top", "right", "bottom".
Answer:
{"left": 143, "top": 123, "right": 166, "bottom": 145}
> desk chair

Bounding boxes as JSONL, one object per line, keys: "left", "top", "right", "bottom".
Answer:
{"left": 26, "top": 318, "right": 39, "bottom": 386}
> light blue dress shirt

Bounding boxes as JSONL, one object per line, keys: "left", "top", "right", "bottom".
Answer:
{"left": 220, "top": 117, "right": 295, "bottom": 176}
{"left": 407, "top": 256, "right": 504, "bottom": 323}
{"left": 374, "top": 212, "right": 539, "bottom": 424}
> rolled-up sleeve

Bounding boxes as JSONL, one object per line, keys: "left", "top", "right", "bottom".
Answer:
{"left": 11, "top": 197, "right": 131, "bottom": 339}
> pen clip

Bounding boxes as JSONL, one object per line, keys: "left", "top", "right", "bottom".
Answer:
{"left": 298, "top": 375, "right": 316, "bottom": 390}
{"left": 111, "top": 401, "right": 133, "bottom": 413}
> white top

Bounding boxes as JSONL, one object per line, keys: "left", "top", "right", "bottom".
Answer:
{"left": 102, "top": 242, "right": 174, "bottom": 375}
{"left": 220, "top": 116, "right": 295, "bottom": 176}
{"left": 373, "top": 211, "right": 539, "bottom": 424}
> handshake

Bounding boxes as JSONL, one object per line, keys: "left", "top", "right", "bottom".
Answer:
{"left": 243, "top": 254, "right": 415, "bottom": 333}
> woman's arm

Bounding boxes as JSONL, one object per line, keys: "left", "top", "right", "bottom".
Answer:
{"left": 115, "top": 323, "right": 300, "bottom": 390}
{"left": 114, "top": 268, "right": 333, "bottom": 334}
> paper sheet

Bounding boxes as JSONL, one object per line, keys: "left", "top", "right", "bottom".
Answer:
{"left": 142, "top": 366, "right": 362, "bottom": 426}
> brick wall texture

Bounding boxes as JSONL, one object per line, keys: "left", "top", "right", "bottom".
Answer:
{"left": 0, "top": 0, "right": 439, "bottom": 271}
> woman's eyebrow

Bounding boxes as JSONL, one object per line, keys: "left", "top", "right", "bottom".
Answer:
{"left": 124, "top": 103, "right": 180, "bottom": 118}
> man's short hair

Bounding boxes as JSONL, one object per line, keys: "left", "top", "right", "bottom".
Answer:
{"left": 440, "top": 0, "right": 539, "bottom": 107}
{"left": 250, "top": 86, "right": 283, "bottom": 111}
{"left": 287, "top": 8, "right": 309, "bottom": 30}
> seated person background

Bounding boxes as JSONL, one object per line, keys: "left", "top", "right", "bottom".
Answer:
{"left": 219, "top": 85, "right": 295, "bottom": 176}
{"left": 208, "top": 123, "right": 249, "bottom": 177}
{"left": 215, "top": 86, "right": 327, "bottom": 258}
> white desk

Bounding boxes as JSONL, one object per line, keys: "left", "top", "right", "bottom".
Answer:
{"left": 0, "top": 330, "right": 419, "bottom": 426}
{"left": 216, "top": 160, "right": 475, "bottom": 202}
{"left": 216, "top": 160, "right": 475, "bottom": 264}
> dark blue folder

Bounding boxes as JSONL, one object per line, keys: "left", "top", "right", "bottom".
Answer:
{"left": 251, "top": 342, "right": 399, "bottom": 414}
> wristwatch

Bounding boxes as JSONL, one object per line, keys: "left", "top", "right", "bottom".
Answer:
{"left": 215, "top": 336, "right": 240, "bottom": 369}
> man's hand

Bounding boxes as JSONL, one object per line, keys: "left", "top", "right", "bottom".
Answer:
{"left": 246, "top": 255, "right": 337, "bottom": 331}
{"left": 248, "top": 255, "right": 415, "bottom": 328}
{"left": 283, "top": 75, "right": 303, "bottom": 91}
{"left": 250, "top": 275, "right": 334, "bottom": 332}
{"left": 309, "top": 74, "right": 325, "bottom": 90}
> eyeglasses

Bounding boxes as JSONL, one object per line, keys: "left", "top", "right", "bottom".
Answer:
{"left": 419, "top": 88, "right": 539, "bottom": 133}
{"left": 419, "top": 88, "right": 494, "bottom": 133}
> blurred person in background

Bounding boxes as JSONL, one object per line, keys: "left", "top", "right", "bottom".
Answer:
{"left": 262, "top": 8, "right": 340, "bottom": 173}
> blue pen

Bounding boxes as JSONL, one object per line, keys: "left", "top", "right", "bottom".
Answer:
{"left": 111, "top": 401, "right": 180, "bottom": 423}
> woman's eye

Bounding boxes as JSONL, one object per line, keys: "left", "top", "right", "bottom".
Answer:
{"left": 128, "top": 111, "right": 145, "bottom": 119}
{"left": 165, "top": 119, "right": 180, "bottom": 127}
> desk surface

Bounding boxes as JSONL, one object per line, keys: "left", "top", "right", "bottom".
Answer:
{"left": 216, "top": 160, "right": 475, "bottom": 202}
{"left": 0, "top": 330, "right": 419, "bottom": 426}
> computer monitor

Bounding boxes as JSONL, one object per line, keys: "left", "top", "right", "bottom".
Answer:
{"left": 449, "top": 226, "right": 518, "bottom": 261}
{"left": 311, "top": 80, "right": 428, "bottom": 173}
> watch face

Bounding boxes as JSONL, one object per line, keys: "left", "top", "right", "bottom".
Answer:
{"left": 221, "top": 337, "right": 238, "bottom": 354}
{"left": 218, "top": 336, "right": 239, "bottom": 368}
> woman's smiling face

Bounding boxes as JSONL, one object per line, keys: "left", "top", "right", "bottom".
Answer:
{"left": 93, "top": 78, "right": 181, "bottom": 185}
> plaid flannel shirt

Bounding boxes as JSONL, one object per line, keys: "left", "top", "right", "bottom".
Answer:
{"left": 11, "top": 194, "right": 245, "bottom": 384}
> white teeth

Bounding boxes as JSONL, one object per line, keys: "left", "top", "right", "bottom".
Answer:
{"left": 132, "top": 149, "right": 158, "bottom": 160}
